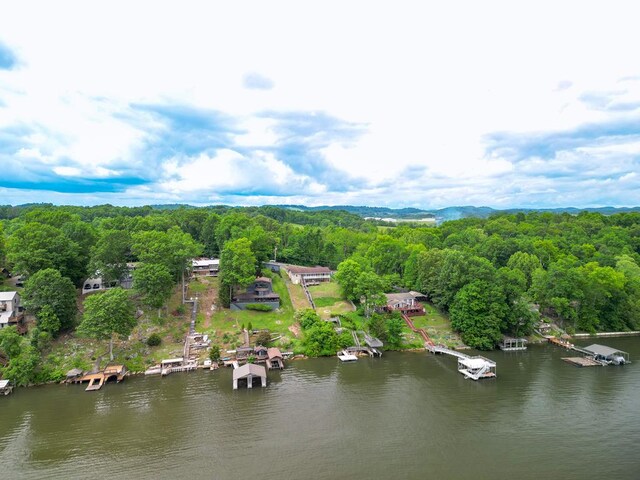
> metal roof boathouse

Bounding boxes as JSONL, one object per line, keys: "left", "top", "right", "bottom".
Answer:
{"left": 583, "top": 344, "right": 630, "bottom": 365}
{"left": 499, "top": 337, "right": 528, "bottom": 351}
{"left": 457, "top": 356, "right": 497, "bottom": 380}
{"left": 233, "top": 363, "right": 267, "bottom": 390}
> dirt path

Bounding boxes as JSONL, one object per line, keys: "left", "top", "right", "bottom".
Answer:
{"left": 196, "top": 278, "right": 218, "bottom": 330}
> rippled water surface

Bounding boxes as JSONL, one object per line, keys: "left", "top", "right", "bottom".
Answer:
{"left": 2, "top": 338, "right": 640, "bottom": 480}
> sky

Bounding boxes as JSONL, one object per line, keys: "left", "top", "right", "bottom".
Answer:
{"left": 0, "top": 0, "right": 639, "bottom": 209}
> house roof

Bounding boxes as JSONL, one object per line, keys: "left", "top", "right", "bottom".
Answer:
{"left": 267, "top": 347, "right": 283, "bottom": 360}
{"left": 459, "top": 357, "right": 496, "bottom": 369}
{"left": 192, "top": 258, "right": 219, "bottom": 267}
{"left": 161, "top": 358, "right": 184, "bottom": 365}
{"left": 0, "top": 291, "right": 18, "bottom": 301}
{"left": 584, "top": 344, "right": 627, "bottom": 357}
{"left": 233, "top": 363, "right": 267, "bottom": 380}
{"left": 255, "top": 276, "right": 272, "bottom": 283}
{"left": 385, "top": 293, "right": 416, "bottom": 303}
{"left": 287, "top": 265, "right": 331, "bottom": 275}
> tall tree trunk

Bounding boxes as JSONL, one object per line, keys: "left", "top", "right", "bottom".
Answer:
{"left": 109, "top": 335, "right": 114, "bottom": 361}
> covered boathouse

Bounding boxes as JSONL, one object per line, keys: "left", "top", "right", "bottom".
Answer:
{"left": 457, "top": 356, "right": 496, "bottom": 380}
{"left": 583, "top": 344, "right": 630, "bottom": 365}
{"left": 233, "top": 363, "right": 267, "bottom": 389}
{"left": 499, "top": 337, "right": 528, "bottom": 351}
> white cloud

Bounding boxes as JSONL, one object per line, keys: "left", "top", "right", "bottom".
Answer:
{"left": 0, "top": 1, "right": 639, "bottom": 208}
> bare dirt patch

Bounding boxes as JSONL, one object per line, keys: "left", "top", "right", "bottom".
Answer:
{"left": 288, "top": 322, "right": 302, "bottom": 338}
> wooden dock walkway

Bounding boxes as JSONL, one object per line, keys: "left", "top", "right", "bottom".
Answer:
{"left": 401, "top": 313, "right": 434, "bottom": 346}
{"left": 562, "top": 357, "right": 604, "bottom": 367}
{"left": 301, "top": 279, "right": 316, "bottom": 310}
{"left": 406, "top": 313, "right": 497, "bottom": 380}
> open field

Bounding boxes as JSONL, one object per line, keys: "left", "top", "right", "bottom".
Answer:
{"left": 307, "top": 281, "right": 354, "bottom": 320}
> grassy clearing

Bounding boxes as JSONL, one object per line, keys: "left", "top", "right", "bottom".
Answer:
{"left": 307, "top": 282, "right": 341, "bottom": 297}
{"left": 307, "top": 281, "right": 354, "bottom": 320}
{"left": 206, "top": 271, "right": 297, "bottom": 348}
{"left": 409, "top": 304, "right": 463, "bottom": 347}
{"left": 314, "top": 297, "right": 342, "bottom": 308}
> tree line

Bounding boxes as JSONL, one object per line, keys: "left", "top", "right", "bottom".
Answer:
{"left": 1, "top": 205, "right": 640, "bottom": 384}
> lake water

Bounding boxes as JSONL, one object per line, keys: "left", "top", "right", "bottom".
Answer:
{"left": 1, "top": 338, "right": 640, "bottom": 480}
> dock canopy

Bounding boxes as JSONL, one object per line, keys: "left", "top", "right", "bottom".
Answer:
{"left": 233, "top": 363, "right": 267, "bottom": 389}
{"left": 161, "top": 358, "right": 184, "bottom": 366}
{"left": 499, "top": 337, "right": 528, "bottom": 351}
{"left": 583, "top": 344, "right": 629, "bottom": 364}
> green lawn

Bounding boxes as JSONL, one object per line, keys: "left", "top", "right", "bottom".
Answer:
{"left": 308, "top": 281, "right": 341, "bottom": 297}
{"left": 207, "top": 271, "right": 297, "bottom": 339}
{"left": 314, "top": 297, "right": 342, "bottom": 308}
{"left": 307, "top": 281, "right": 354, "bottom": 319}
{"left": 408, "top": 304, "right": 463, "bottom": 348}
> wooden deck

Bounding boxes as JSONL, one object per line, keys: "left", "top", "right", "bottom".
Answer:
{"left": 562, "top": 357, "right": 605, "bottom": 367}
{"left": 74, "top": 365, "right": 128, "bottom": 391}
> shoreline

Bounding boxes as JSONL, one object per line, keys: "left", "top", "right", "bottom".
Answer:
{"left": 6, "top": 334, "right": 638, "bottom": 390}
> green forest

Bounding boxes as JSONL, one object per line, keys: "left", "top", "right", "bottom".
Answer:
{"left": 1, "top": 203, "right": 639, "bottom": 385}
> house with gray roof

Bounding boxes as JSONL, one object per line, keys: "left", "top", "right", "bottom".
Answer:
{"left": 0, "top": 291, "right": 24, "bottom": 331}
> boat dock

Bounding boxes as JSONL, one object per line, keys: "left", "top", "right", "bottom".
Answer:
{"left": 407, "top": 312, "right": 496, "bottom": 381}
{"left": 426, "top": 343, "right": 497, "bottom": 380}
{"left": 499, "top": 337, "right": 527, "bottom": 351}
{"left": 562, "top": 357, "right": 604, "bottom": 367}
{"left": 547, "top": 337, "right": 630, "bottom": 366}
{"left": 72, "top": 365, "right": 128, "bottom": 391}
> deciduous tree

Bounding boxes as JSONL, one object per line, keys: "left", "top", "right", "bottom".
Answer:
{"left": 78, "top": 288, "right": 136, "bottom": 361}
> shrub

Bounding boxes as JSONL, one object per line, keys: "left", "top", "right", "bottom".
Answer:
{"left": 255, "top": 330, "right": 271, "bottom": 346}
{"left": 209, "top": 344, "right": 221, "bottom": 361}
{"left": 146, "top": 333, "right": 162, "bottom": 347}
{"left": 245, "top": 304, "right": 273, "bottom": 312}
{"left": 296, "top": 309, "right": 321, "bottom": 330}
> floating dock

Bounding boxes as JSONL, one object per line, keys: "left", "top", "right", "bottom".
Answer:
{"left": 73, "top": 365, "right": 127, "bottom": 391}
{"left": 562, "top": 357, "right": 604, "bottom": 367}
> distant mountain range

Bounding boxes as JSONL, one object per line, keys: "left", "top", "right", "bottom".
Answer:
{"left": 272, "top": 204, "right": 640, "bottom": 223}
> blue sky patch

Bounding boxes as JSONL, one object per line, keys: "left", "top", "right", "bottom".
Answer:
{"left": 0, "top": 42, "right": 17, "bottom": 70}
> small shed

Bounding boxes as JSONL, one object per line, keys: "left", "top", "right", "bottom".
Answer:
{"left": 233, "top": 363, "right": 267, "bottom": 389}
{"left": 266, "top": 347, "right": 284, "bottom": 370}
{"left": 583, "top": 344, "right": 630, "bottom": 365}
{"left": 254, "top": 345, "right": 268, "bottom": 360}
